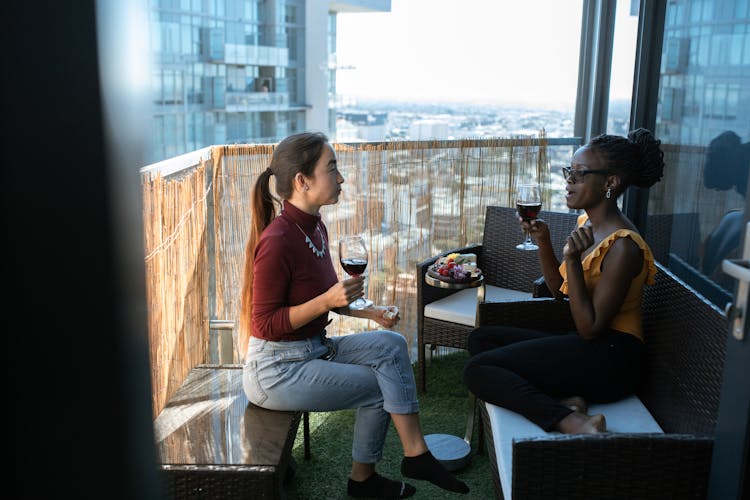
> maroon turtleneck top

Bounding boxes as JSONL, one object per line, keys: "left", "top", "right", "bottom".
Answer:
{"left": 251, "top": 200, "right": 339, "bottom": 341}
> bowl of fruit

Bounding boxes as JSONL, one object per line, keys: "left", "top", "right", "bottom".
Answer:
{"left": 427, "top": 252, "right": 483, "bottom": 284}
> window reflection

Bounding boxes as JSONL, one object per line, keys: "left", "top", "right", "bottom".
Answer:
{"left": 652, "top": 0, "right": 750, "bottom": 308}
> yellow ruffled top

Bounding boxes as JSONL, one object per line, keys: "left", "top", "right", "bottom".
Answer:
{"left": 558, "top": 214, "right": 657, "bottom": 341}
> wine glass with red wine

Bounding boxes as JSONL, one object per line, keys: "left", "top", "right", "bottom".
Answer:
{"left": 516, "top": 183, "right": 542, "bottom": 250}
{"left": 339, "top": 236, "right": 374, "bottom": 309}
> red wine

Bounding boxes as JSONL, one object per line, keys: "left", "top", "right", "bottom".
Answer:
{"left": 517, "top": 203, "right": 542, "bottom": 221}
{"left": 341, "top": 258, "right": 367, "bottom": 276}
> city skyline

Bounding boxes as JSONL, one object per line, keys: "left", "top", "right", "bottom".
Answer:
{"left": 336, "top": 0, "right": 638, "bottom": 107}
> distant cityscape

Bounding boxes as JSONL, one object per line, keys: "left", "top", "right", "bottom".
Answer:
{"left": 334, "top": 98, "right": 633, "bottom": 143}
{"left": 145, "top": 0, "right": 748, "bottom": 166}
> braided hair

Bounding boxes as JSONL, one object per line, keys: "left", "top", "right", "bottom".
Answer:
{"left": 589, "top": 128, "right": 665, "bottom": 189}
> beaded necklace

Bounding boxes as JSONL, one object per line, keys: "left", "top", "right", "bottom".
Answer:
{"left": 293, "top": 222, "right": 326, "bottom": 258}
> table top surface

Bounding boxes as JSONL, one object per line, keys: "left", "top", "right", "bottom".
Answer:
{"left": 424, "top": 273, "right": 484, "bottom": 289}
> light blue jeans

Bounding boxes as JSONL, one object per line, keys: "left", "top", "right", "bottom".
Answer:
{"left": 242, "top": 330, "right": 419, "bottom": 464}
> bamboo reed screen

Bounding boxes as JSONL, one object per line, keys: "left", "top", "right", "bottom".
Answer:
{"left": 144, "top": 134, "right": 553, "bottom": 417}
{"left": 142, "top": 160, "right": 212, "bottom": 418}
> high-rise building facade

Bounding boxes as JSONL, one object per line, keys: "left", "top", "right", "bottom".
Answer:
{"left": 656, "top": 0, "right": 750, "bottom": 145}
{"left": 147, "top": 0, "right": 390, "bottom": 164}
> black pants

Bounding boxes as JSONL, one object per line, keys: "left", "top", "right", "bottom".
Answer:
{"left": 462, "top": 325, "right": 645, "bottom": 431}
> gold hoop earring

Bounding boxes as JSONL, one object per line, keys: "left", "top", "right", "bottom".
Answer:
{"left": 606, "top": 188, "right": 612, "bottom": 199}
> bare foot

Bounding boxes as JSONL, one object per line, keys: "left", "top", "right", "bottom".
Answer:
{"left": 555, "top": 411, "right": 606, "bottom": 434}
{"left": 559, "top": 396, "right": 588, "bottom": 414}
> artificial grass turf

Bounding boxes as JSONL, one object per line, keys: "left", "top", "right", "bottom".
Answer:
{"left": 287, "top": 350, "right": 496, "bottom": 499}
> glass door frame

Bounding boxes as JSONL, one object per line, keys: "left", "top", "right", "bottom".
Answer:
{"left": 627, "top": 1, "right": 749, "bottom": 498}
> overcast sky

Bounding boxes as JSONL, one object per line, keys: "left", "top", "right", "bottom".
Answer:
{"left": 335, "top": 0, "right": 638, "bottom": 107}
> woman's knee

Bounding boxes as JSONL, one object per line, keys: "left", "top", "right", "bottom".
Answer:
{"left": 377, "top": 330, "right": 409, "bottom": 353}
{"left": 467, "top": 326, "right": 496, "bottom": 355}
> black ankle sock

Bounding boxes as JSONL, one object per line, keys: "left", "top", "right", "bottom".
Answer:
{"left": 401, "top": 451, "right": 470, "bottom": 494}
{"left": 347, "top": 473, "right": 416, "bottom": 499}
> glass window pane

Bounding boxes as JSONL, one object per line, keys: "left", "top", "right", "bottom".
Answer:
{"left": 335, "top": 0, "right": 584, "bottom": 139}
{"left": 651, "top": 0, "right": 750, "bottom": 309}
{"left": 607, "top": 0, "right": 639, "bottom": 135}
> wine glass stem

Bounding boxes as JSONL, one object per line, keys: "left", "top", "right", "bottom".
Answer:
{"left": 350, "top": 274, "right": 363, "bottom": 306}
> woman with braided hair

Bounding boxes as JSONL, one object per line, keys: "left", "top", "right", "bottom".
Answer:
{"left": 463, "top": 128, "right": 665, "bottom": 434}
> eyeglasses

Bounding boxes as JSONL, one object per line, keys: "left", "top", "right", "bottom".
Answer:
{"left": 561, "top": 166, "right": 612, "bottom": 184}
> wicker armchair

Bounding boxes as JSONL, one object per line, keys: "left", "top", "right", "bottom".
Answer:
{"left": 477, "top": 262, "right": 728, "bottom": 499}
{"left": 416, "top": 206, "right": 578, "bottom": 393}
{"left": 644, "top": 212, "right": 701, "bottom": 266}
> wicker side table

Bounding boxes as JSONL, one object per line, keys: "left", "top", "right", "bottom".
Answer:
{"left": 422, "top": 274, "right": 484, "bottom": 471}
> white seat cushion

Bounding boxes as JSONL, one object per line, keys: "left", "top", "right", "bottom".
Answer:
{"left": 485, "top": 395, "right": 663, "bottom": 500}
{"left": 423, "top": 285, "right": 535, "bottom": 326}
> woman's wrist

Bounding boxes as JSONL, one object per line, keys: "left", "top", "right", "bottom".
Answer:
{"left": 536, "top": 238, "right": 552, "bottom": 248}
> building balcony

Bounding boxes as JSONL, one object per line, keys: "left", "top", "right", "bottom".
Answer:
{"left": 224, "top": 43, "right": 289, "bottom": 66}
{"left": 141, "top": 135, "right": 726, "bottom": 420}
{"left": 13, "top": 2, "right": 748, "bottom": 497}
{"left": 225, "top": 90, "right": 291, "bottom": 112}
{"left": 141, "top": 135, "right": 579, "bottom": 415}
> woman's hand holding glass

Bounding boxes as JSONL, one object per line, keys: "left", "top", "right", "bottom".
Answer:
{"left": 326, "top": 276, "right": 365, "bottom": 310}
{"left": 326, "top": 282, "right": 399, "bottom": 328}
{"left": 519, "top": 217, "right": 551, "bottom": 248}
{"left": 339, "top": 236, "right": 374, "bottom": 309}
{"left": 516, "top": 183, "right": 542, "bottom": 250}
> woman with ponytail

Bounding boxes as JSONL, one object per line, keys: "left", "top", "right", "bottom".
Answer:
{"left": 240, "top": 132, "right": 469, "bottom": 498}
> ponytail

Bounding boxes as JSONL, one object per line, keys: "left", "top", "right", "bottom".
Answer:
{"left": 238, "top": 168, "right": 277, "bottom": 359}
